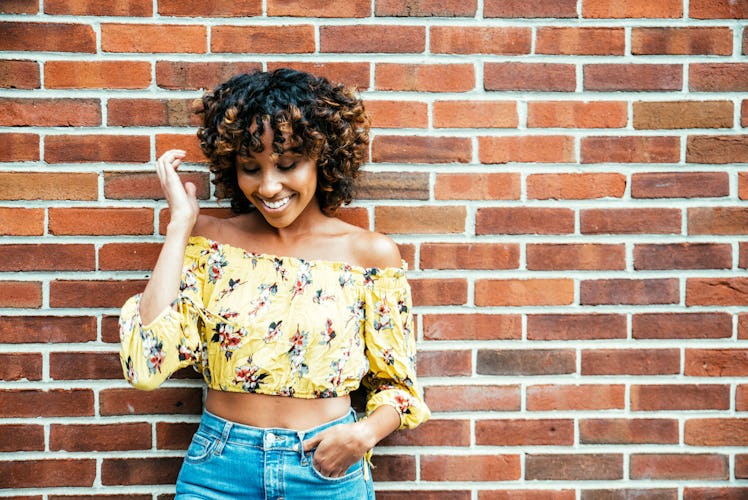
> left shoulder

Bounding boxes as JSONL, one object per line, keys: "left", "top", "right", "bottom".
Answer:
{"left": 349, "top": 229, "right": 402, "bottom": 269}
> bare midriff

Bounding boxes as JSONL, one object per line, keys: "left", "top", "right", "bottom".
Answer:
{"left": 205, "top": 390, "right": 352, "bottom": 430}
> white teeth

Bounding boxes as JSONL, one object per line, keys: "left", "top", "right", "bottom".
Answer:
{"left": 262, "top": 197, "right": 290, "bottom": 209}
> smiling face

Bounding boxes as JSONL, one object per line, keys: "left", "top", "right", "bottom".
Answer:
{"left": 236, "top": 120, "right": 320, "bottom": 229}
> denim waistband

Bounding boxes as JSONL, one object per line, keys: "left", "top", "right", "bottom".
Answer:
{"left": 197, "top": 408, "right": 357, "bottom": 452}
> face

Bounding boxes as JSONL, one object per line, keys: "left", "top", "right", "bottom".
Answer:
{"left": 236, "top": 120, "right": 319, "bottom": 229}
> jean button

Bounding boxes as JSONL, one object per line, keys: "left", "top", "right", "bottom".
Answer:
{"left": 265, "top": 432, "right": 276, "bottom": 445}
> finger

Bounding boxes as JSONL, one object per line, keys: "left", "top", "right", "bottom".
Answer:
{"left": 184, "top": 181, "right": 197, "bottom": 200}
{"left": 302, "top": 435, "right": 322, "bottom": 452}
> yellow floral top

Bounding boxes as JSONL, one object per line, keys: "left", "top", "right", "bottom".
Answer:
{"left": 119, "top": 236, "right": 430, "bottom": 429}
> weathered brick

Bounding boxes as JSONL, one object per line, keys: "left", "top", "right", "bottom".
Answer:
{"left": 477, "top": 207, "right": 575, "bottom": 234}
{"left": 582, "top": 349, "right": 680, "bottom": 375}
{"left": 381, "top": 419, "right": 471, "bottom": 447}
{"left": 0, "top": 353, "right": 42, "bottom": 381}
{"left": 50, "top": 423, "right": 152, "bottom": 451}
{"left": 98, "top": 243, "right": 163, "bottom": 271}
{"left": 104, "top": 171, "right": 210, "bottom": 200}
{"left": 418, "top": 350, "right": 471, "bottom": 377}
{"left": 0, "top": 424, "right": 44, "bottom": 451}
{"left": 477, "top": 349, "right": 575, "bottom": 375}
{"left": 50, "top": 352, "right": 122, "bottom": 380}
{"left": 527, "top": 244, "right": 625, "bottom": 270}
{"left": 632, "top": 171, "right": 729, "bottom": 198}
{"left": 0, "top": 173, "right": 98, "bottom": 201}
{"left": 366, "top": 100, "right": 427, "bottom": 128}
{"left": 687, "top": 135, "right": 748, "bottom": 163}
{"left": 485, "top": 62, "right": 576, "bottom": 91}
{"left": 484, "top": 0, "right": 577, "bottom": 18}
{"left": 1, "top": 98, "right": 100, "bottom": 127}
{"left": 527, "top": 173, "right": 626, "bottom": 200}
{"left": 633, "top": 312, "right": 732, "bottom": 339}
{"left": 420, "top": 242, "right": 519, "bottom": 270}
{"left": 0, "top": 244, "right": 95, "bottom": 271}
{"left": 45, "top": 61, "right": 151, "bottom": 89}
{"left": 212, "top": 25, "right": 315, "bottom": 53}
{"left": 690, "top": 63, "right": 748, "bottom": 91}
{"left": 527, "top": 314, "right": 627, "bottom": 341}
{"left": 0, "top": 316, "right": 96, "bottom": 343}
{"left": 372, "top": 135, "right": 471, "bottom": 163}
{"left": 375, "top": 206, "right": 465, "bottom": 234}
{"left": 480, "top": 136, "right": 575, "bottom": 163}
{"left": 321, "top": 25, "right": 425, "bottom": 53}
{"left": 0, "top": 208, "right": 44, "bottom": 236}
{"left": 582, "top": 0, "right": 682, "bottom": 18}
{"left": 684, "top": 488, "right": 748, "bottom": 500}
{"left": 101, "top": 457, "right": 183, "bottom": 486}
{"left": 430, "top": 27, "right": 531, "bottom": 54}
{"left": 269, "top": 0, "right": 369, "bottom": 17}
{"left": 685, "top": 418, "right": 748, "bottom": 446}
{"left": 685, "top": 349, "right": 748, "bottom": 376}
{"left": 0, "top": 133, "right": 39, "bottom": 161}
{"left": 631, "top": 385, "right": 729, "bottom": 411}
{"left": 422, "top": 314, "right": 521, "bottom": 341}
{"left": 0, "top": 22, "right": 95, "bottom": 52}
{"left": 355, "top": 171, "right": 429, "bottom": 200}
{"left": 526, "top": 454, "right": 623, "bottom": 480}
{"left": 690, "top": 0, "right": 748, "bottom": 18}
{"left": 630, "top": 454, "right": 728, "bottom": 480}
{"left": 635, "top": 243, "right": 731, "bottom": 270}
{"left": 99, "top": 388, "right": 203, "bottom": 416}
{"left": 421, "top": 455, "right": 520, "bottom": 481}
{"left": 371, "top": 455, "right": 416, "bottom": 482}
{"left": 0, "top": 389, "right": 94, "bottom": 417}
{"left": 156, "top": 422, "right": 199, "bottom": 450}
{"left": 107, "top": 98, "right": 199, "bottom": 127}
{"left": 581, "top": 136, "right": 680, "bottom": 163}
{"left": 581, "top": 279, "right": 679, "bottom": 305}
{"left": 267, "top": 62, "right": 370, "bottom": 89}
{"left": 527, "top": 385, "right": 625, "bottom": 411}
{"left": 376, "top": 63, "right": 474, "bottom": 92}
{"left": 1, "top": 0, "right": 37, "bottom": 14}
{"left": 581, "top": 208, "right": 681, "bottom": 234}
{"left": 687, "top": 278, "right": 748, "bottom": 306}
{"left": 433, "top": 100, "right": 517, "bottom": 128}
{"left": 49, "top": 208, "right": 153, "bottom": 236}
{"left": 102, "top": 24, "right": 206, "bottom": 53}
{"left": 158, "top": 0, "right": 261, "bottom": 16}
{"left": 476, "top": 419, "right": 574, "bottom": 446}
{"left": 536, "top": 27, "right": 625, "bottom": 55}
{"left": 527, "top": 101, "right": 627, "bottom": 128}
{"left": 425, "top": 385, "right": 520, "bottom": 412}
{"left": 0, "top": 282, "right": 42, "bottom": 308}
{"left": 435, "top": 173, "right": 520, "bottom": 200}
{"left": 580, "top": 419, "right": 679, "bottom": 444}
{"left": 0, "top": 459, "right": 96, "bottom": 488}
{"left": 50, "top": 280, "right": 146, "bottom": 308}
{"left": 376, "top": 0, "right": 477, "bottom": 16}
{"left": 480, "top": 492, "right": 576, "bottom": 500}
{"left": 634, "top": 101, "right": 733, "bottom": 129}
{"left": 689, "top": 207, "right": 748, "bottom": 234}
{"left": 46, "top": 0, "right": 152, "bottom": 15}
{"left": 632, "top": 27, "right": 733, "bottom": 55}
{"left": 476, "top": 279, "right": 574, "bottom": 306}
{"left": 0, "top": 60, "right": 40, "bottom": 89}
{"left": 584, "top": 64, "right": 682, "bottom": 91}
{"left": 156, "top": 61, "right": 261, "bottom": 90}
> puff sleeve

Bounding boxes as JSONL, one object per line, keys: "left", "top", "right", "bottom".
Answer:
{"left": 118, "top": 242, "right": 207, "bottom": 390}
{"left": 360, "top": 272, "right": 430, "bottom": 429}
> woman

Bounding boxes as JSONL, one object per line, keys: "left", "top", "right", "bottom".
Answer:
{"left": 118, "top": 68, "right": 430, "bottom": 499}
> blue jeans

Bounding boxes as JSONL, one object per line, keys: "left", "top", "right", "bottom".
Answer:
{"left": 176, "top": 408, "right": 375, "bottom": 499}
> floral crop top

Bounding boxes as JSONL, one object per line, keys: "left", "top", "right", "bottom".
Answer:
{"left": 119, "top": 236, "right": 430, "bottom": 429}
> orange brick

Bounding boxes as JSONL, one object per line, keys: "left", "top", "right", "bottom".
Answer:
{"left": 687, "top": 278, "right": 748, "bottom": 306}
{"left": 376, "top": 63, "right": 475, "bottom": 92}
{"left": 475, "top": 279, "right": 574, "bottom": 306}
{"left": 381, "top": 419, "right": 471, "bottom": 447}
{"left": 527, "top": 101, "right": 627, "bottom": 128}
{"left": 580, "top": 418, "right": 679, "bottom": 444}
{"left": 107, "top": 98, "right": 199, "bottom": 127}
{"left": 584, "top": 64, "right": 682, "bottom": 91}
{"left": 632, "top": 27, "right": 733, "bottom": 55}
{"left": 0, "top": 172, "right": 97, "bottom": 201}
{"left": 527, "top": 173, "right": 626, "bottom": 200}
{"left": 476, "top": 207, "right": 575, "bottom": 235}
{"left": 527, "top": 385, "right": 625, "bottom": 411}
{"left": 632, "top": 384, "right": 729, "bottom": 410}
{"left": 158, "top": 0, "right": 262, "bottom": 16}
{"left": 688, "top": 135, "right": 748, "bottom": 163}
{"left": 409, "top": 278, "right": 467, "bottom": 306}
{"left": 102, "top": 24, "right": 206, "bottom": 53}
{"left": 376, "top": 0, "right": 477, "bottom": 16}
{"left": 0, "top": 281, "right": 42, "bottom": 308}
{"left": 630, "top": 454, "right": 728, "bottom": 481}
{"left": 1, "top": 98, "right": 100, "bottom": 127}
{"left": 433, "top": 101, "right": 517, "bottom": 128}
{"left": 376, "top": 206, "right": 466, "bottom": 234}
{"left": 267, "top": 62, "right": 370, "bottom": 90}
{"left": 0, "top": 208, "right": 44, "bottom": 236}
{"left": 0, "top": 22, "right": 95, "bottom": 52}
{"left": 633, "top": 101, "right": 733, "bottom": 129}
{"left": 690, "top": 63, "right": 748, "bottom": 91}
{"left": 212, "top": 25, "right": 315, "bottom": 54}
{"left": 371, "top": 136, "right": 471, "bottom": 163}
{"left": 536, "top": 27, "right": 625, "bottom": 55}
{"left": 422, "top": 313, "right": 521, "bottom": 341}
{"left": 526, "top": 244, "right": 625, "bottom": 271}
{"left": 156, "top": 61, "right": 262, "bottom": 90}
{"left": 581, "top": 278, "right": 679, "bottom": 305}
{"left": 434, "top": 173, "right": 520, "bottom": 200}
{"left": 99, "top": 243, "right": 162, "bottom": 271}
{"left": 420, "top": 242, "right": 519, "bottom": 270}
{"left": 476, "top": 419, "right": 574, "bottom": 446}
{"left": 421, "top": 455, "right": 520, "bottom": 482}
{"left": 0, "top": 60, "right": 40, "bottom": 89}
{"left": 689, "top": 207, "right": 748, "bottom": 234}
{"left": 685, "top": 418, "right": 748, "bottom": 446}
{"left": 321, "top": 25, "right": 425, "bottom": 53}
{"left": 582, "top": 208, "right": 681, "bottom": 234}
{"left": 527, "top": 314, "right": 627, "bottom": 340}
{"left": 430, "top": 26, "right": 531, "bottom": 54}
{"left": 269, "top": 0, "right": 369, "bottom": 17}
{"left": 686, "top": 349, "right": 748, "bottom": 376}
{"left": 46, "top": 135, "right": 149, "bottom": 163}
{"left": 364, "top": 100, "right": 428, "bottom": 128}
{"left": 425, "top": 385, "right": 520, "bottom": 412}
{"left": 49, "top": 208, "right": 153, "bottom": 236}
{"left": 104, "top": 171, "right": 210, "bottom": 200}
{"left": 45, "top": 61, "right": 151, "bottom": 89}
{"left": 485, "top": 0, "right": 576, "bottom": 17}
{"left": 633, "top": 312, "right": 732, "bottom": 340}
{"left": 582, "top": 136, "right": 680, "bottom": 163}
{"left": 690, "top": 0, "right": 748, "bottom": 18}
{"left": 46, "top": 0, "right": 152, "bottom": 15}
{"left": 480, "top": 136, "right": 575, "bottom": 163}
{"left": 485, "top": 62, "right": 575, "bottom": 91}
{"left": 2, "top": 0, "right": 37, "bottom": 14}
{"left": 582, "top": 0, "right": 682, "bottom": 18}
{"left": 0, "top": 133, "right": 39, "bottom": 161}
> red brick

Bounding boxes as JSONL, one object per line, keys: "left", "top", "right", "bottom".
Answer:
{"left": 536, "top": 27, "right": 625, "bottom": 55}
{"left": 0, "top": 424, "right": 44, "bottom": 451}
{"left": 0, "top": 282, "right": 41, "bottom": 308}
{"left": 582, "top": 349, "right": 680, "bottom": 375}
{"left": 431, "top": 26, "right": 531, "bottom": 54}
{"left": 630, "top": 454, "right": 728, "bottom": 480}
{"left": 108, "top": 98, "right": 200, "bottom": 127}
{"left": 476, "top": 419, "right": 574, "bottom": 446}
{"left": 157, "top": 0, "right": 261, "bottom": 16}
{"left": 376, "top": 0, "right": 477, "bottom": 16}
{"left": 371, "top": 455, "right": 416, "bottom": 482}
{"left": 0, "top": 60, "right": 40, "bottom": 89}
{"left": 321, "top": 25, "right": 425, "bottom": 53}
{"left": 435, "top": 173, "right": 520, "bottom": 200}
{"left": 0, "top": 389, "right": 94, "bottom": 417}
{"left": 740, "top": 172, "right": 748, "bottom": 199}
{"left": 420, "top": 243, "right": 519, "bottom": 270}
{"left": 50, "top": 423, "right": 151, "bottom": 451}
{"left": 739, "top": 455, "right": 748, "bottom": 477}
{"left": 379, "top": 493, "right": 470, "bottom": 500}
{"left": 50, "top": 280, "right": 146, "bottom": 308}
{"left": 156, "top": 422, "right": 199, "bottom": 449}
{"left": 0, "top": 173, "right": 98, "bottom": 200}
{"left": 46, "top": 0, "right": 152, "bottom": 15}
{"left": 155, "top": 134, "right": 205, "bottom": 163}
{"left": 49, "top": 208, "right": 153, "bottom": 236}
{"left": 527, "top": 385, "right": 625, "bottom": 411}
{"left": 156, "top": 61, "right": 262, "bottom": 90}
{"left": 688, "top": 278, "right": 748, "bottom": 306}
{"left": 375, "top": 206, "right": 465, "bottom": 234}
{"left": 476, "top": 279, "right": 574, "bottom": 306}
{"left": 684, "top": 488, "right": 748, "bottom": 500}
{"left": 741, "top": 314, "right": 748, "bottom": 339}
{"left": 527, "top": 314, "right": 627, "bottom": 340}
{"left": 1, "top": 0, "right": 37, "bottom": 13}
{"left": 45, "top": 61, "right": 151, "bottom": 89}
{"left": 583, "top": 0, "right": 682, "bottom": 18}
{"left": 685, "top": 418, "right": 748, "bottom": 446}
{"left": 0, "top": 459, "right": 95, "bottom": 488}
{"left": 0, "top": 22, "right": 95, "bottom": 52}
{"left": 50, "top": 352, "right": 122, "bottom": 380}
{"left": 477, "top": 207, "right": 575, "bottom": 235}
{"left": 581, "top": 278, "right": 679, "bottom": 305}
{"left": 581, "top": 208, "right": 681, "bottom": 234}
{"left": 635, "top": 243, "right": 731, "bottom": 270}
{"left": 632, "top": 171, "right": 729, "bottom": 198}
{"left": 526, "top": 454, "right": 623, "bottom": 480}
{"left": 381, "top": 419, "right": 471, "bottom": 447}
{"left": 485, "top": 0, "right": 577, "bottom": 17}
{"left": 527, "top": 101, "right": 627, "bottom": 128}
{"left": 0, "top": 353, "right": 42, "bottom": 381}
{"left": 631, "top": 385, "right": 729, "bottom": 411}
{"left": 372, "top": 135, "right": 471, "bottom": 163}
{"left": 744, "top": 100, "right": 748, "bottom": 126}
{"left": 433, "top": 100, "right": 517, "bottom": 128}
{"left": 582, "top": 136, "right": 680, "bottom": 163}
{"left": 99, "top": 388, "right": 203, "bottom": 416}
{"left": 634, "top": 101, "right": 733, "bottom": 129}
{"left": 366, "top": 100, "right": 428, "bottom": 128}
{"left": 267, "top": 62, "right": 370, "bottom": 89}
{"left": 477, "top": 349, "right": 575, "bottom": 375}
{"left": 376, "top": 63, "right": 474, "bottom": 92}
{"left": 417, "top": 350, "right": 471, "bottom": 377}
{"left": 686, "top": 349, "right": 748, "bottom": 376}
{"left": 689, "top": 207, "right": 748, "bottom": 234}
{"left": 480, "top": 492, "right": 575, "bottom": 500}
{"left": 485, "top": 62, "right": 575, "bottom": 91}
{"left": 104, "top": 171, "right": 210, "bottom": 200}
{"left": 632, "top": 27, "right": 733, "bottom": 55}
{"left": 0, "top": 244, "right": 95, "bottom": 271}
{"left": 269, "top": 0, "right": 368, "bottom": 16}
{"left": 0, "top": 208, "right": 44, "bottom": 236}
{"left": 0, "top": 316, "right": 96, "bottom": 343}
{"left": 690, "top": 63, "right": 748, "bottom": 91}
{"left": 633, "top": 312, "right": 732, "bottom": 339}
{"left": 0, "top": 133, "right": 39, "bottom": 161}
{"left": 480, "top": 136, "right": 575, "bottom": 163}
{"left": 356, "top": 171, "right": 429, "bottom": 200}
{"left": 46, "top": 134, "right": 149, "bottom": 163}
{"left": 103, "top": 24, "right": 206, "bottom": 53}
{"left": 1, "top": 98, "right": 100, "bottom": 127}
{"left": 422, "top": 314, "right": 521, "bottom": 341}
{"left": 690, "top": 0, "right": 748, "bottom": 18}
{"left": 585, "top": 64, "right": 682, "bottom": 91}
{"left": 688, "top": 135, "right": 748, "bottom": 163}
{"left": 421, "top": 455, "right": 520, "bottom": 481}
{"left": 99, "top": 242, "right": 162, "bottom": 271}
{"left": 409, "top": 278, "right": 467, "bottom": 306}
{"left": 212, "top": 25, "right": 314, "bottom": 53}
{"left": 527, "top": 244, "right": 625, "bottom": 270}
{"left": 101, "top": 457, "right": 183, "bottom": 486}
{"left": 580, "top": 419, "right": 679, "bottom": 444}
{"left": 425, "top": 385, "right": 520, "bottom": 412}
{"left": 527, "top": 173, "right": 626, "bottom": 200}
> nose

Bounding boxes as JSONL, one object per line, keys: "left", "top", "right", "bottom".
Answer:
{"left": 257, "top": 169, "right": 282, "bottom": 199}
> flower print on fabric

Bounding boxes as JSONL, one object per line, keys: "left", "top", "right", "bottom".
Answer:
{"left": 248, "top": 283, "right": 278, "bottom": 319}
{"left": 313, "top": 288, "right": 335, "bottom": 304}
{"left": 205, "top": 242, "right": 227, "bottom": 284}
{"left": 216, "top": 278, "right": 244, "bottom": 302}
{"left": 319, "top": 318, "right": 336, "bottom": 347}
{"left": 273, "top": 257, "right": 288, "bottom": 281}
{"left": 264, "top": 320, "right": 283, "bottom": 343}
{"left": 393, "top": 392, "right": 414, "bottom": 416}
{"left": 288, "top": 325, "right": 309, "bottom": 379}
{"left": 233, "top": 358, "right": 268, "bottom": 392}
{"left": 347, "top": 298, "right": 365, "bottom": 327}
{"left": 177, "top": 336, "right": 198, "bottom": 363}
{"left": 291, "top": 260, "right": 312, "bottom": 299}
{"left": 372, "top": 296, "right": 393, "bottom": 333}
{"left": 211, "top": 322, "right": 244, "bottom": 360}
{"left": 141, "top": 329, "right": 166, "bottom": 374}
{"left": 339, "top": 265, "right": 354, "bottom": 289}
{"left": 124, "top": 356, "right": 137, "bottom": 385}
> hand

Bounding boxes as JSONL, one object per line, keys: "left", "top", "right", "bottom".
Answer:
{"left": 302, "top": 421, "right": 375, "bottom": 478}
{"left": 156, "top": 149, "right": 200, "bottom": 230}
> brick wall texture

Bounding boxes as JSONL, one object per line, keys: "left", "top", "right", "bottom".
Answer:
{"left": 1, "top": 0, "right": 748, "bottom": 498}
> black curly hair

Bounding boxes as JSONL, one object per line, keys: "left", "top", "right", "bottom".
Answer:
{"left": 196, "top": 68, "right": 370, "bottom": 215}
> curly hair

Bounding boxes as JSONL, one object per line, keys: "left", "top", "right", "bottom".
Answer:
{"left": 196, "top": 68, "right": 370, "bottom": 215}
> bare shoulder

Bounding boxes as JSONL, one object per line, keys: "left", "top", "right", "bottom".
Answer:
{"left": 190, "top": 213, "right": 224, "bottom": 240}
{"left": 348, "top": 227, "right": 402, "bottom": 269}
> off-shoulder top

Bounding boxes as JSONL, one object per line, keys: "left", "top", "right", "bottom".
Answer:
{"left": 118, "top": 236, "right": 430, "bottom": 429}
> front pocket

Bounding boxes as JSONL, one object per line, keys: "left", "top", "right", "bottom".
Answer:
{"left": 184, "top": 433, "right": 216, "bottom": 464}
{"left": 309, "top": 452, "right": 364, "bottom": 482}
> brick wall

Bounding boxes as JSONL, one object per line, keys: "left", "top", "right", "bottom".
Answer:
{"left": 1, "top": 0, "right": 747, "bottom": 498}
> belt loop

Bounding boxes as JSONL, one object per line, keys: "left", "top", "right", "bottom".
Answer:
{"left": 297, "top": 431, "right": 307, "bottom": 465}
{"left": 214, "top": 420, "right": 232, "bottom": 456}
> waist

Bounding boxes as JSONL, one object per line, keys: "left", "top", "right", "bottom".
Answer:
{"left": 205, "top": 390, "right": 352, "bottom": 430}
